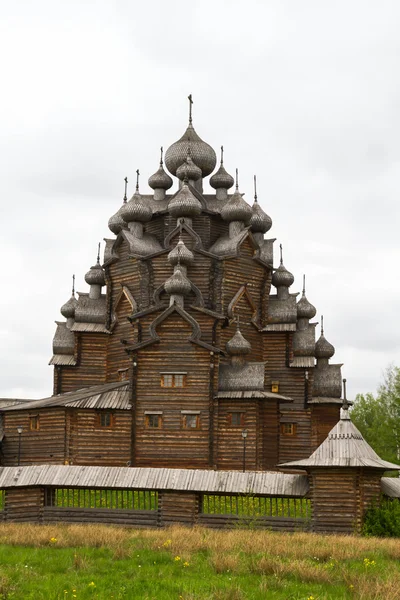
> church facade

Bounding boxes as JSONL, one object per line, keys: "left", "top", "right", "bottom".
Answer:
{"left": 0, "top": 100, "right": 344, "bottom": 470}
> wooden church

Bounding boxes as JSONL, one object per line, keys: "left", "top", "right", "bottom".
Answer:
{"left": 0, "top": 99, "right": 345, "bottom": 471}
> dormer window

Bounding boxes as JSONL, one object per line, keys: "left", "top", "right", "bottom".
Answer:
{"left": 160, "top": 372, "right": 187, "bottom": 388}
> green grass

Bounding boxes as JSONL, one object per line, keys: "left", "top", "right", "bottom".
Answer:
{"left": 0, "top": 523, "right": 399, "bottom": 599}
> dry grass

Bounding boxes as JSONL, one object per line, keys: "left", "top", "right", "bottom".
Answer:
{"left": 0, "top": 524, "right": 400, "bottom": 599}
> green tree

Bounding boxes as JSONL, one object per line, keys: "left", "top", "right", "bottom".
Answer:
{"left": 351, "top": 365, "right": 400, "bottom": 465}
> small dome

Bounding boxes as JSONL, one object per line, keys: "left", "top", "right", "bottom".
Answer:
{"left": 148, "top": 166, "right": 173, "bottom": 191}
{"left": 165, "top": 124, "right": 217, "bottom": 177}
{"left": 226, "top": 328, "right": 252, "bottom": 356}
{"left": 164, "top": 267, "right": 192, "bottom": 296}
{"left": 272, "top": 264, "right": 294, "bottom": 288}
{"left": 297, "top": 294, "right": 317, "bottom": 319}
{"left": 176, "top": 153, "right": 202, "bottom": 182}
{"left": 221, "top": 191, "right": 252, "bottom": 223}
{"left": 315, "top": 333, "right": 335, "bottom": 359}
{"left": 61, "top": 295, "right": 78, "bottom": 319}
{"left": 315, "top": 316, "right": 335, "bottom": 359}
{"left": 85, "top": 263, "right": 105, "bottom": 286}
{"left": 120, "top": 191, "right": 152, "bottom": 223}
{"left": 108, "top": 204, "right": 126, "bottom": 235}
{"left": 168, "top": 238, "right": 194, "bottom": 266}
{"left": 168, "top": 183, "right": 202, "bottom": 218}
{"left": 210, "top": 151, "right": 235, "bottom": 190}
{"left": 249, "top": 201, "right": 272, "bottom": 233}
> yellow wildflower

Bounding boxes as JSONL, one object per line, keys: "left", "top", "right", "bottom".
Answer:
{"left": 174, "top": 556, "right": 181, "bottom": 561}
{"left": 88, "top": 581, "right": 96, "bottom": 588}
{"left": 49, "top": 537, "right": 57, "bottom": 543}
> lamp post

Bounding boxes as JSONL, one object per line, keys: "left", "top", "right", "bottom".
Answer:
{"left": 17, "top": 427, "right": 22, "bottom": 466}
{"left": 241, "top": 429, "right": 248, "bottom": 473}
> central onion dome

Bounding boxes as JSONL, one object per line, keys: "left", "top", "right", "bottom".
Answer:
{"left": 121, "top": 189, "right": 152, "bottom": 223}
{"left": 210, "top": 146, "right": 234, "bottom": 190}
{"left": 226, "top": 326, "right": 252, "bottom": 356}
{"left": 148, "top": 147, "right": 173, "bottom": 191}
{"left": 164, "top": 267, "right": 192, "bottom": 296}
{"left": 315, "top": 316, "right": 335, "bottom": 359}
{"left": 168, "top": 181, "right": 202, "bottom": 218}
{"left": 176, "top": 148, "right": 202, "bottom": 182}
{"left": 168, "top": 238, "right": 194, "bottom": 266}
{"left": 165, "top": 99, "right": 217, "bottom": 176}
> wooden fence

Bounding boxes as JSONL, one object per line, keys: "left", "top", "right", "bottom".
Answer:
{"left": 0, "top": 466, "right": 394, "bottom": 533}
{"left": 0, "top": 465, "right": 312, "bottom": 530}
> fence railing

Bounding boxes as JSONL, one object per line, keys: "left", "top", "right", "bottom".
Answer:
{"left": 45, "top": 488, "right": 158, "bottom": 511}
{"left": 201, "top": 494, "right": 311, "bottom": 519}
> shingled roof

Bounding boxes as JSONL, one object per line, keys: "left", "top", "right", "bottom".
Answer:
{"left": 279, "top": 406, "right": 400, "bottom": 471}
{"left": 0, "top": 381, "right": 130, "bottom": 412}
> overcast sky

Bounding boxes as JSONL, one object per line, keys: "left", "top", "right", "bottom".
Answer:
{"left": 1, "top": 0, "right": 399, "bottom": 401}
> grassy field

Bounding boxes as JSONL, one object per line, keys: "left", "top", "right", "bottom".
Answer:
{"left": 0, "top": 524, "right": 399, "bottom": 599}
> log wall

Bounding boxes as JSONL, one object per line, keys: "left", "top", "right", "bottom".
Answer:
{"left": 134, "top": 313, "right": 212, "bottom": 468}
{"left": 69, "top": 410, "right": 132, "bottom": 466}
{"left": 2, "top": 410, "right": 67, "bottom": 466}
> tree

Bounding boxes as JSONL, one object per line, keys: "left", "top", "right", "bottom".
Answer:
{"left": 351, "top": 365, "right": 400, "bottom": 465}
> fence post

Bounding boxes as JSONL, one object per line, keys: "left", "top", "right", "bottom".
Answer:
{"left": 4, "top": 486, "right": 45, "bottom": 523}
{"left": 158, "top": 491, "right": 200, "bottom": 527}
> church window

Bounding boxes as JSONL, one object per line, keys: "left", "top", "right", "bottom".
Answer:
{"left": 281, "top": 423, "right": 296, "bottom": 436}
{"left": 181, "top": 411, "right": 200, "bottom": 429}
{"left": 145, "top": 412, "right": 162, "bottom": 428}
{"left": 228, "top": 412, "right": 245, "bottom": 427}
{"left": 160, "top": 372, "right": 187, "bottom": 388}
{"left": 29, "top": 416, "right": 40, "bottom": 431}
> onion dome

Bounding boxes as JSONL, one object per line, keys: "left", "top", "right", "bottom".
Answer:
{"left": 271, "top": 244, "right": 294, "bottom": 288}
{"left": 108, "top": 209, "right": 126, "bottom": 235}
{"left": 297, "top": 275, "right": 317, "bottom": 319}
{"left": 221, "top": 170, "right": 252, "bottom": 223}
{"left": 61, "top": 295, "right": 78, "bottom": 319}
{"left": 61, "top": 275, "right": 78, "bottom": 318}
{"left": 85, "top": 245, "right": 106, "bottom": 286}
{"left": 315, "top": 316, "right": 335, "bottom": 359}
{"left": 148, "top": 147, "right": 173, "bottom": 191}
{"left": 108, "top": 177, "right": 129, "bottom": 234}
{"left": 210, "top": 146, "right": 234, "bottom": 190}
{"left": 249, "top": 178, "right": 272, "bottom": 233}
{"left": 168, "top": 238, "right": 194, "bottom": 266}
{"left": 85, "top": 263, "right": 105, "bottom": 286}
{"left": 250, "top": 201, "right": 272, "bottom": 233}
{"left": 164, "top": 95, "right": 217, "bottom": 176}
{"left": 164, "top": 267, "right": 191, "bottom": 296}
{"left": 168, "top": 181, "right": 202, "bottom": 218}
{"left": 120, "top": 171, "right": 152, "bottom": 223}
{"left": 226, "top": 325, "right": 252, "bottom": 356}
{"left": 176, "top": 149, "right": 202, "bottom": 182}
